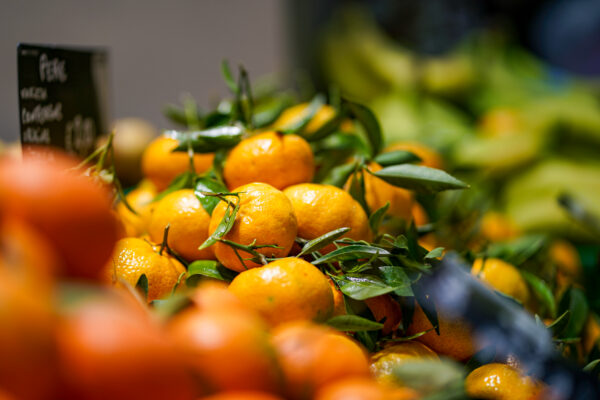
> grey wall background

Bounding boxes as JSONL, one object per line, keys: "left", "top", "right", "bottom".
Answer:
{"left": 1, "top": 0, "right": 286, "bottom": 141}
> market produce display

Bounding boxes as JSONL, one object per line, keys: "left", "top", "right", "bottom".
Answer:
{"left": 1, "top": 51, "right": 599, "bottom": 400}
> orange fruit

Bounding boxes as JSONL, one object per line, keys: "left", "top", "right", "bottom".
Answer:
{"left": 229, "top": 258, "right": 334, "bottom": 326}
{"left": 273, "top": 103, "right": 336, "bottom": 135}
{"left": 208, "top": 183, "right": 297, "bottom": 272}
{"left": 283, "top": 183, "right": 371, "bottom": 251}
{"left": 478, "top": 108, "right": 523, "bottom": 138}
{"left": 361, "top": 163, "right": 413, "bottom": 221}
{"left": 0, "top": 150, "right": 120, "bottom": 280}
{"left": 315, "top": 377, "right": 420, "bottom": 400}
{"left": 56, "top": 291, "right": 194, "bottom": 400}
{"left": 471, "top": 258, "right": 530, "bottom": 305}
{"left": 106, "top": 237, "right": 186, "bottom": 302}
{"left": 0, "top": 268, "right": 58, "bottom": 400}
{"left": 272, "top": 103, "right": 354, "bottom": 135}
{"left": 271, "top": 321, "right": 370, "bottom": 400}
{"left": 116, "top": 180, "right": 157, "bottom": 237}
{"left": 148, "top": 189, "right": 215, "bottom": 261}
{"left": 407, "top": 304, "right": 475, "bottom": 361}
{"left": 223, "top": 131, "right": 314, "bottom": 190}
{"left": 110, "top": 118, "right": 156, "bottom": 185}
{"left": 479, "top": 212, "right": 520, "bottom": 242}
{"left": 365, "top": 295, "right": 402, "bottom": 335}
{"left": 0, "top": 216, "right": 59, "bottom": 289}
{"left": 329, "top": 279, "right": 347, "bottom": 316}
{"left": 583, "top": 314, "right": 600, "bottom": 354}
{"left": 168, "top": 308, "right": 282, "bottom": 394}
{"left": 550, "top": 239, "right": 581, "bottom": 289}
{"left": 141, "top": 135, "right": 214, "bottom": 191}
{"left": 189, "top": 280, "right": 249, "bottom": 314}
{"left": 385, "top": 142, "right": 443, "bottom": 170}
{"left": 465, "top": 363, "right": 541, "bottom": 400}
{"left": 201, "top": 392, "right": 284, "bottom": 400}
{"left": 417, "top": 233, "right": 439, "bottom": 252}
{"left": 411, "top": 202, "right": 429, "bottom": 227}
{"left": 370, "top": 342, "right": 439, "bottom": 386}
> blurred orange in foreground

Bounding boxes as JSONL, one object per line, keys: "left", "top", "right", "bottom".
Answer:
{"left": 201, "top": 392, "right": 285, "bottom": 400}
{"left": 0, "top": 268, "right": 58, "bottom": 400}
{"left": 189, "top": 281, "right": 249, "bottom": 314}
{"left": 271, "top": 321, "right": 370, "bottom": 400}
{"left": 314, "top": 377, "right": 420, "bottom": 400}
{"left": 169, "top": 307, "right": 283, "bottom": 395}
{"left": 0, "top": 150, "right": 120, "bottom": 280}
{"left": 0, "top": 216, "right": 59, "bottom": 289}
{"left": 56, "top": 289, "right": 194, "bottom": 400}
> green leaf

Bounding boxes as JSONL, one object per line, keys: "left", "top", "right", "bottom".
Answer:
{"left": 583, "top": 359, "right": 600, "bottom": 373}
{"left": 212, "top": 148, "right": 227, "bottom": 183}
{"left": 424, "top": 247, "right": 444, "bottom": 260}
{"left": 393, "top": 359, "right": 466, "bottom": 395}
{"left": 194, "top": 177, "right": 228, "bottom": 215}
{"left": 369, "top": 202, "right": 390, "bottom": 233}
{"left": 547, "top": 310, "right": 570, "bottom": 337}
{"left": 221, "top": 59, "right": 238, "bottom": 93}
{"left": 186, "top": 260, "right": 236, "bottom": 284}
{"left": 183, "top": 95, "right": 202, "bottom": 129}
{"left": 317, "top": 131, "right": 369, "bottom": 155}
{"left": 171, "top": 125, "right": 244, "bottom": 153}
{"left": 333, "top": 275, "right": 398, "bottom": 300}
{"left": 237, "top": 66, "right": 255, "bottom": 128}
{"left": 152, "top": 294, "right": 192, "bottom": 321}
{"left": 153, "top": 171, "right": 195, "bottom": 203}
{"left": 252, "top": 96, "right": 294, "bottom": 128}
{"left": 485, "top": 235, "right": 547, "bottom": 266}
{"left": 521, "top": 271, "right": 556, "bottom": 318}
{"left": 322, "top": 162, "right": 357, "bottom": 188}
{"left": 298, "top": 227, "right": 351, "bottom": 256}
{"left": 204, "top": 111, "right": 231, "bottom": 128}
{"left": 199, "top": 200, "right": 239, "bottom": 250}
{"left": 163, "top": 104, "right": 188, "bottom": 126}
{"left": 348, "top": 169, "right": 370, "bottom": 215}
{"left": 355, "top": 330, "right": 378, "bottom": 353}
{"left": 371, "top": 164, "right": 468, "bottom": 193}
{"left": 135, "top": 274, "right": 148, "bottom": 300}
{"left": 305, "top": 113, "right": 343, "bottom": 142}
{"left": 558, "top": 287, "right": 589, "bottom": 338}
{"left": 326, "top": 315, "right": 384, "bottom": 332}
{"left": 312, "top": 245, "right": 391, "bottom": 264}
{"left": 374, "top": 150, "right": 421, "bottom": 166}
{"left": 388, "top": 329, "right": 432, "bottom": 342}
{"left": 378, "top": 266, "right": 414, "bottom": 296}
{"left": 344, "top": 100, "right": 382, "bottom": 157}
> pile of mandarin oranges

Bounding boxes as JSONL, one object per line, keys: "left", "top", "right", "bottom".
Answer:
{"left": 0, "top": 89, "right": 596, "bottom": 400}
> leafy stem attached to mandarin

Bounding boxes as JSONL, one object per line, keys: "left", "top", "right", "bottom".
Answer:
{"left": 218, "top": 238, "right": 283, "bottom": 268}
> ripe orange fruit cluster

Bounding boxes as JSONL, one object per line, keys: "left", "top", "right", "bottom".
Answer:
{"left": 1, "top": 90, "right": 578, "bottom": 400}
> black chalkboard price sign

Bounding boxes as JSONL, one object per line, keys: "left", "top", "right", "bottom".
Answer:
{"left": 17, "top": 43, "right": 109, "bottom": 157}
